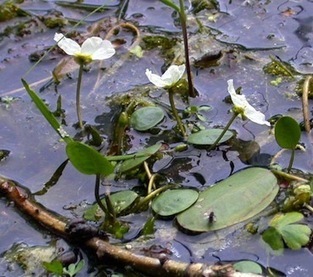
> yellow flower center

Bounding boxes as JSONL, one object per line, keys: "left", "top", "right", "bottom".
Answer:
{"left": 74, "top": 54, "right": 93, "bottom": 65}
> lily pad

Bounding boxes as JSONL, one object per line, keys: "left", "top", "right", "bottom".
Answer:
{"left": 130, "top": 106, "right": 165, "bottom": 131}
{"left": 119, "top": 143, "right": 162, "bottom": 173}
{"left": 274, "top": 116, "right": 301, "bottom": 149}
{"left": 177, "top": 167, "right": 278, "bottom": 232}
{"left": 234, "top": 261, "right": 263, "bottom": 274}
{"left": 84, "top": 190, "right": 139, "bottom": 221}
{"left": 187, "top": 129, "right": 233, "bottom": 145}
{"left": 152, "top": 189, "right": 199, "bottom": 217}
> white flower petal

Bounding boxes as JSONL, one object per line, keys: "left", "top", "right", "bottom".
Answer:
{"left": 242, "top": 102, "right": 271, "bottom": 126}
{"left": 227, "top": 79, "right": 249, "bottom": 108}
{"left": 146, "top": 64, "right": 185, "bottom": 88}
{"left": 80, "top": 37, "right": 103, "bottom": 55}
{"left": 145, "top": 69, "right": 169, "bottom": 88}
{"left": 161, "top": 64, "right": 186, "bottom": 86}
{"left": 90, "top": 40, "right": 116, "bottom": 60}
{"left": 54, "top": 33, "right": 81, "bottom": 56}
{"left": 227, "top": 79, "right": 270, "bottom": 126}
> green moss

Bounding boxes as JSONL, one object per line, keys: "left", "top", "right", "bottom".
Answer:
{"left": 141, "top": 35, "right": 177, "bottom": 51}
{"left": 296, "top": 78, "right": 313, "bottom": 98}
{"left": 192, "top": 0, "right": 219, "bottom": 13}
{"left": 0, "top": 0, "right": 25, "bottom": 22}
{"left": 263, "top": 56, "right": 296, "bottom": 77}
{"left": 43, "top": 17, "right": 67, "bottom": 28}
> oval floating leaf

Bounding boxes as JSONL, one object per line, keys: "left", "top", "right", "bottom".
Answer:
{"left": 66, "top": 141, "right": 114, "bottom": 176}
{"left": 187, "top": 129, "right": 233, "bottom": 145}
{"left": 152, "top": 189, "right": 199, "bottom": 217}
{"left": 275, "top": 116, "right": 301, "bottom": 149}
{"left": 84, "top": 190, "right": 139, "bottom": 221}
{"left": 119, "top": 143, "right": 162, "bottom": 173}
{"left": 177, "top": 167, "right": 278, "bottom": 232}
{"left": 130, "top": 106, "right": 165, "bottom": 131}
{"left": 234, "top": 261, "right": 263, "bottom": 274}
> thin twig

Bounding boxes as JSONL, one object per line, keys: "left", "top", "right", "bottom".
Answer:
{"left": 302, "top": 75, "right": 312, "bottom": 133}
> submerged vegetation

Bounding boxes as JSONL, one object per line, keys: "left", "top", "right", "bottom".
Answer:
{"left": 1, "top": 0, "right": 313, "bottom": 276}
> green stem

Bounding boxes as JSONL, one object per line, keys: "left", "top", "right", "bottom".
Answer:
{"left": 94, "top": 174, "right": 116, "bottom": 223}
{"left": 105, "top": 194, "right": 116, "bottom": 223}
{"left": 76, "top": 64, "right": 84, "bottom": 129}
{"left": 271, "top": 169, "right": 309, "bottom": 183}
{"left": 134, "top": 184, "right": 177, "bottom": 211}
{"left": 168, "top": 89, "right": 186, "bottom": 139}
{"left": 209, "top": 112, "right": 238, "bottom": 150}
{"left": 94, "top": 174, "right": 108, "bottom": 215}
{"left": 287, "top": 148, "right": 295, "bottom": 173}
{"left": 179, "top": 0, "right": 195, "bottom": 98}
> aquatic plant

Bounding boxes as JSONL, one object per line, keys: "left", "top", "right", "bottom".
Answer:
{"left": 54, "top": 33, "right": 115, "bottom": 129}
{"left": 274, "top": 116, "right": 301, "bottom": 172}
{"left": 210, "top": 79, "right": 270, "bottom": 149}
{"left": 146, "top": 64, "right": 187, "bottom": 138}
{"left": 160, "top": 0, "right": 196, "bottom": 97}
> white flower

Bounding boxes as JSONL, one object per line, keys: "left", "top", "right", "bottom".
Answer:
{"left": 227, "top": 79, "right": 270, "bottom": 126}
{"left": 145, "top": 64, "right": 185, "bottom": 88}
{"left": 54, "top": 33, "right": 115, "bottom": 63}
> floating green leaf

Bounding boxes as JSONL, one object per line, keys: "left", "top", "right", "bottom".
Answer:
{"left": 119, "top": 143, "right": 162, "bottom": 173}
{"left": 262, "top": 212, "right": 311, "bottom": 250}
{"left": 142, "top": 216, "right": 156, "bottom": 236}
{"left": 234, "top": 261, "right": 263, "bottom": 274}
{"left": 43, "top": 260, "right": 64, "bottom": 275}
{"left": 63, "top": 260, "right": 85, "bottom": 277}
{"left": 152, "top": 189, "right": 199, "bottom": 217}
{"left": 130, "top": 106, "right": 165, "bottom": 131}
{"left": 66, "top": 141, "right": 113, "bottom": 176}
{"left": 177, "top": 167, "right": 278, "bottom": 232}
{"left": 275, "top": 116, "right": 301, "bottom": 149}
{"left": 187, "top": 129, "right": 233, "bottom": 145}
{"left": 84, "top": 190, "right": 139, "bottom": 221}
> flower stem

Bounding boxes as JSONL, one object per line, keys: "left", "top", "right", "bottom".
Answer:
{"left": 179, "top": 0, "right": 196, "bottom": 98}
{"left": 76, "top": 64, "right": 84, "bottom": 129}
{"left": 94, "top": 174, "right": 108, "bottom": 215}
{"left": 168, "top": 89, "right": 186, "bottom": 139}
{"left": 209, "top": 112, "right": 238, "bottom": 150}
{"left": 287, "top": 148, "right": 295, "bottom": 173}
{"left": 94, "top": 174, "right": 116, "bottom": 223}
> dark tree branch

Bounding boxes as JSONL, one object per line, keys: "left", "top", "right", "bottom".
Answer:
{"left": 0, "top": 176, "right": 260, "bottom": 277}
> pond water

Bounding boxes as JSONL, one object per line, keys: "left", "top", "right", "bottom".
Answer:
{"left": 0, "top": 0, "right": 313, "bottom": 276}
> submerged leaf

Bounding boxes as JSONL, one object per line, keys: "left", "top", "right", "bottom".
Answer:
{"left": 177, "top": 167, "right": 278, "bottom": 232}
{"left": 152, "top": 189, "right": 199, "bottom": 217}
{"left": 187, "top": 129, "right": 233, "bottom": 145}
